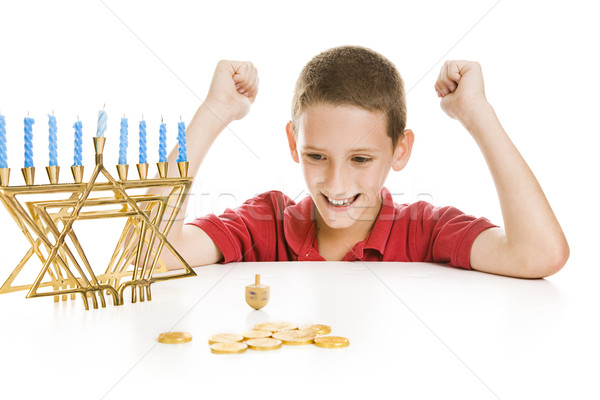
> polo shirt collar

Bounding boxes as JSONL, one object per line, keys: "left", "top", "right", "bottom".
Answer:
{"left": 283, "top": 187, "right": 396, "bottom": 259}
{"left": 283, "top": 194, "right": 316, "bottom": 258}
{"left": 360, "top": 187, "right": 396, "bottom": 256}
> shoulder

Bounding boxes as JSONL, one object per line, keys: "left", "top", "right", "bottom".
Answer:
{"left": 242, "top": 190, "right": 296, "bottom": 207}
{"left": 392, "top": 200, "right": 469, "bottom": 222}
{"left": 238, "top": 190, "right": 296, "bottom": 214}
{"left": 222, "top": 190, "right": 298, "bottom": 223}
{"left": 379, "top": 188, "right": 456, "bottom": 221}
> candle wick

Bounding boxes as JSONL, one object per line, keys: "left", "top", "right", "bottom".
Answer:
{"left": 161, "top": 115, "right": 164, "bottom": 123}
{"left": 52, "top": 109, "right": 54, "bottom": 115}
{"left": 77, "top": 115, "right": 80, "bottom": 121}
{"left": 103, "top": 103, "right": 106, "bottom": 110}
{"left": 180, "top": 115, "right": 182, "bottom": 122}
{"left": 27, "top": 111, "right": 29, "bottom": 117}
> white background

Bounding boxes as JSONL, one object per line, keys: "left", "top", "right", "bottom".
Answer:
{"left": 1, "top": 0, "right": 597, "bottom": 279}
{"left": 1, "top": 0, "right": 598, "bottom": 295}
{"left": 0, "top": 0, "right": 598, "bottom": 395}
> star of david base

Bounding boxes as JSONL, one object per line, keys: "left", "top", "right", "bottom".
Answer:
{"left": 0, "top": 137, "right": 196, "bottom": 310}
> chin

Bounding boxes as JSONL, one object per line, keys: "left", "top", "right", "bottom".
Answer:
{"left": 319, "top": 214, "right": 359, "bottom": 230}
{"left": 313, "top": 194, "right": 368, "bottom": 230}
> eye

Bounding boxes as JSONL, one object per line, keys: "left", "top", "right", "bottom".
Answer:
{"left": 352, "top": 156, "right": 372, "bottom": 164}
{"left": 307, "top": 153, "right": 324, "bottom": 161}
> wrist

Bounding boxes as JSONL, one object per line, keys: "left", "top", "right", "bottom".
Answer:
{"left": 186, "top": 102, "right": 234, "bottom": 143}
{"left": 458, "top": 102, "right": 508, "bottom": 148}
{"left": 200, "top": 99, "right": 236, "bottom": 125}
{"left": 457, "top": 101, "right": 496, "bottom": 130}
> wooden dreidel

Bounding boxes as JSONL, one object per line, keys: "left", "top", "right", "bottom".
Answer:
{"left": 245, "top": 274, "right": 269, "bottom": 310}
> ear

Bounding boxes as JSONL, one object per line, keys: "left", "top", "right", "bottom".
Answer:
{"left": 391, "top": 129, "right": 414, "bottom": 172}
{"left": 286, "top": 121, "right": 299, "bottom": 163}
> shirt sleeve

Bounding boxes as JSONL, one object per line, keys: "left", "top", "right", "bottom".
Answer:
{"left": 186, "top": 191, "right": 292, "bottom": 263}
{"left": 410, "top": 201, "right": 498, "bottom": 269}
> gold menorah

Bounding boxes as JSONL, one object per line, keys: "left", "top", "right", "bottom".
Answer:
{"left": 0, "top": 137, "right": 196, "bottom": 309}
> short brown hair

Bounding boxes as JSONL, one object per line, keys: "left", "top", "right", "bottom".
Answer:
{"left": 291, "top": 45, "right": 406, "bottom": 149}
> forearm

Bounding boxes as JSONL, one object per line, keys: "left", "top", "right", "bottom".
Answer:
{"left": 164, "top": 102, "right": 233, "bottom": 178}
{"left": 133, "top": 60, "right": 257, "bottom": 269}
{"left": 461, "top": 103, "right": 569, "bottom": 271}
{"left": 147, "top": 102, "right": 233, "bottom": 237}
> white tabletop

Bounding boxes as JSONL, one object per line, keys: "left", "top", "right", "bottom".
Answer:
{"left": 0, "top": 261, "right": 597, "bottom": 400}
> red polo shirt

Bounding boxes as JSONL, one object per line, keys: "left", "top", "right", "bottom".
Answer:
{"left": 187, "top": 187, "right": 497, "bottom": 269}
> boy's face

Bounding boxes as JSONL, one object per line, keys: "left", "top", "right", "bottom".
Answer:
{"left": 286, "top": 103, "right": 413, "bottom": 232}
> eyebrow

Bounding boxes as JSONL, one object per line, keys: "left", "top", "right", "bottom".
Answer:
{"left": 302, "top": 145, "right": 381, "bottom": 154}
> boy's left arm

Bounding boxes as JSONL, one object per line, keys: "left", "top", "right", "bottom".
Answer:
{"left": 435, "top": 60, "right": 569, "bottom": 278}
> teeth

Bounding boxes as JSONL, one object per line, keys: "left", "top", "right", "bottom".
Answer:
{"left": 327, "top": 195, "right": 355, "bottom": 206}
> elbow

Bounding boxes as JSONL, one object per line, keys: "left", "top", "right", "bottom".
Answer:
{"left": 522, "top": 239, "right": 570, "bottom": 279}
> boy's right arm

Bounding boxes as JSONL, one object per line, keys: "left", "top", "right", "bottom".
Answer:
{"left": 152, "top": 60, "right": 259, "bottom": 268}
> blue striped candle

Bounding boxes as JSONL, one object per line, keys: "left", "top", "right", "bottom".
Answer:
{"left": 73, "top": 120, "right": 83, "bottom": 166}
{"left": 96, "top": 110, "right": 107, "bottom": 137}
{"left": 24, "top": 116, "right": 35, "bottom": 168}
{"left": 48, "top": 114, "right": 58, "bottom": 166}
{"left": 0, "top": 114, "right": 7, "bottom": 169}
{"left": 158, "top": 122, "right": 167, "bottom": 163}
{"left": 138, "top": 118, "right": 147, "bottom": 164}
{"left": 119, "top": 117, "right": 128, "bottom": 165}
{"left": 176, "top": 121, "right": 187, "bottom": 162}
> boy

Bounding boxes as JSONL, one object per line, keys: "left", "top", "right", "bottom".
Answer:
{"left": 156, "top": 45, "right": 568, "bottom": 279}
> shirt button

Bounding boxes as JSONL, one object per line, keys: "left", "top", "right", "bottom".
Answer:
{"left": 305, "top": 252, "right": 310, "bottom": 257}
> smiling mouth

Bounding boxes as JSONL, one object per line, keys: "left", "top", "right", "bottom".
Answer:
{"left": 322, "top": 193, "right": 360, "bottom": 207}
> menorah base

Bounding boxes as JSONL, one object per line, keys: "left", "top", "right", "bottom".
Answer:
{"left": 0, "top": 137, "right": 196, "bottom": 310}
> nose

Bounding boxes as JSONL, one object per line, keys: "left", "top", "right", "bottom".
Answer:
{"left": 323, "top": 160, "right": 348, "bottom": 197}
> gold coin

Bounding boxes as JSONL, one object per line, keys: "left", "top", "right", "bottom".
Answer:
{"left": 157, "top": 332, "right": 192, "bottom": 344}
{"left": 272, "top": 329, "right": 316, "bottom": 345}
{"left": 299, "top": 324, "right": 331, "bottom": 335}
{"left": 210, "top": 342, "right": 247, "bottom": 354}
{"left": 246, "top": 338, "right": 282, "bottom": 351}
{"left": 208, "top": 333, "right": 244, "bottom": 345}
{"left": 314, "top": 336, "right": 350, "bottom": 349}
{"left": 253, "top": 321, "right": 297, "bottom": 332}
{"left": 242, "top": 330, "right": 272, "bottom": 340}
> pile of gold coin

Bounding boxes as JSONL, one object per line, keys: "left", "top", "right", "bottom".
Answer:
{"left": 208, "top": 322, "right": 350, "bottom": 354}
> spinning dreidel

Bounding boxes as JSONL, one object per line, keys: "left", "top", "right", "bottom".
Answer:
{"left": 245, "top": 274, "right": 269, "bottom": 310}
